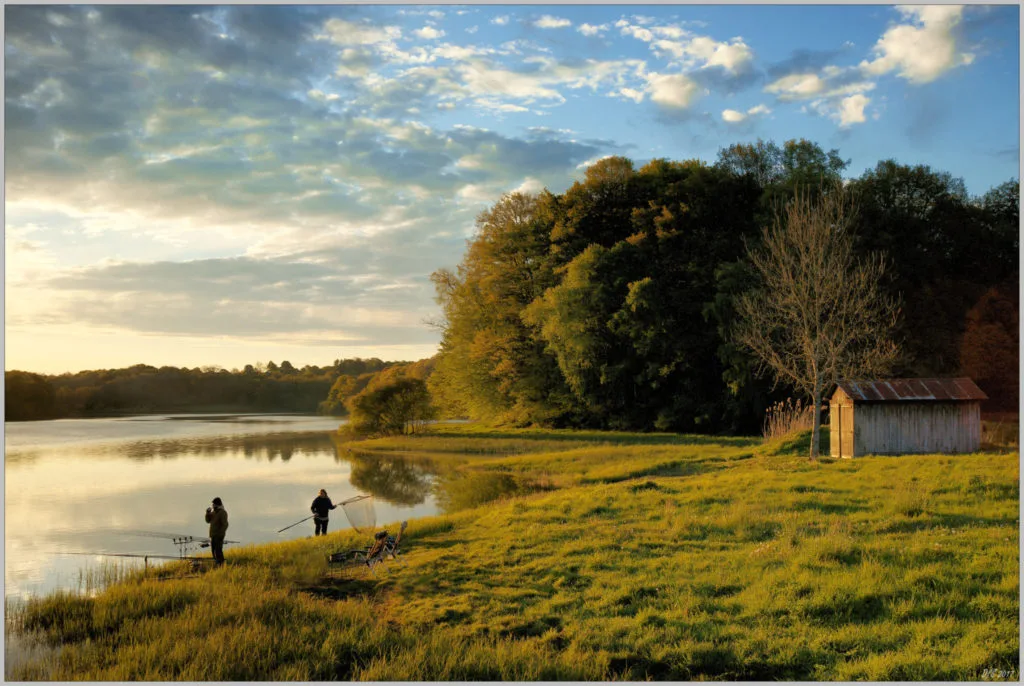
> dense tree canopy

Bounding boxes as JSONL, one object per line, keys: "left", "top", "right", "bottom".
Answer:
{"left": 431, "top": 139, "right": 1017, "bottom": 432}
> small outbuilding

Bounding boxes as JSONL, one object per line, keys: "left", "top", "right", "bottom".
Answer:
{"left": 829, "top": 378, "right": 988, "bottom": 458}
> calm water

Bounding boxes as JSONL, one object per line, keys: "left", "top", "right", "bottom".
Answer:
{"left": 4, "top": 414, "right": 442, "bottom": 600}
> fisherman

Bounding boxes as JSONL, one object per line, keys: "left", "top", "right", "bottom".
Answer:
{"left": 205, "top": 497, "right": 229, "bottom": 565}
{"left": 310, "top": 488, "right": 337, "bottom": 536}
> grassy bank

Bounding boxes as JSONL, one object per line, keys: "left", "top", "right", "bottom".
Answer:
{"left": 6, "top": 425, "right": 1019, "bottom": 680}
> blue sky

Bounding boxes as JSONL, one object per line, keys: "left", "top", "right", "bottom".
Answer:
{"left": 4, "top": 4, "right": 1019, "bottom": 374}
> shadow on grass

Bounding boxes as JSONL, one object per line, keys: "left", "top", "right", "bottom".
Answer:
{"left": 300, "top": 576, "right": 379, "bottom": 602}
{"left": 878, "top": 512, "right": 1018, "bottom": 534}
{"left": 792, "top": 500, "right": 870, "bottom": 515}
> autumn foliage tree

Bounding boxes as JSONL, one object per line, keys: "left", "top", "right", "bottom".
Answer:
{"left": 960, "top": 285, "right": 1019, "bottom": 412}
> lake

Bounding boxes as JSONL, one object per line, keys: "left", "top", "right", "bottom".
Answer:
{"left": 4, "top": 414, "right": 443, "bottom": 600}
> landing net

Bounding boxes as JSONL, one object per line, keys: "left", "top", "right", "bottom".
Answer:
{"left": 340, "top": 495, "right": 376, "bottom": 533}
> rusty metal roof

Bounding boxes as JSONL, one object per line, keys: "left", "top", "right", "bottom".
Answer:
{"left": 834, "top": 378, "right": 988, "bottom": 402}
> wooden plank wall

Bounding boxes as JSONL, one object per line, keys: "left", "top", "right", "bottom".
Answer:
{"left": 853, "top": 402, "right": 981, "bottom": 455}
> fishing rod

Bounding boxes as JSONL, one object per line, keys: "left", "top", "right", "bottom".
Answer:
{"left": 49, "top": 550, "right": 216, "bottom": 570}
{"left": 119, "top": 530, "right": 240, "bottom": 558}
{"left": 53, "top": 551, "right": 188, "bottom": 560}
{"left": 277, "top": 494, "right": 374, "bottom": 533}
{"left": 125, "top": 530, "right": 240, "bottom": 545}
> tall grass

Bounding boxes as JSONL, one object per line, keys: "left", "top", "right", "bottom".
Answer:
{"left": 762, "top": 398, "right": 814, "bottom": 440}
{"left": 6, "top": 424, "right": 1018, "bottom": 681}
{"left": 982, "top": 417, "right": 1019, "bottom": 452}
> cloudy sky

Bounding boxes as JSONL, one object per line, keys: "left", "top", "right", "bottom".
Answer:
{"left": 4, "top": 4, "right": 1019, "bottom": 374}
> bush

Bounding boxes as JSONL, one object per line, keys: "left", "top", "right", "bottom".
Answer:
{"left": 344, "top": 378, "right": 437, "bottom": 437}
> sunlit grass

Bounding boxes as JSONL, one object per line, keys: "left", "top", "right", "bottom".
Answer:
{"left": 7, "top": 425, "right": 1018, "bottom": 680}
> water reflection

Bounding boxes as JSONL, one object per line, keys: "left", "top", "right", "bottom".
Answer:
{"left": 5, "top": 414, "right": 556, "bottom": 600}
{"left": 4, "top": 417, "right": 441, "bottom": 600}
{"left": 346, "top": 451, "right": 438, "bottom": 506}
{"left": 432, "top": 471, "right": 538, "bottom": 513}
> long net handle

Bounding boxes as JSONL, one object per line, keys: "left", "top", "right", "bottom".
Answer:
{"left": 277, "top": 515, "right": 315, "bottom": 533}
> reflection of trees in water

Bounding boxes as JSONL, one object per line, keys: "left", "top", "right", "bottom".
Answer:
{"left": 102, "top": 432, "right": 337, "bottom": 462}
{"left": 432, "top": 471, "right": 524, "bottom": 513}
{"left": 344, "top": 453, "right": 437, "bottom": 506}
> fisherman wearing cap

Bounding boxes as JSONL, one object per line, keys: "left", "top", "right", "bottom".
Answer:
{"left": 205, "top": 497, "right": 229, "bottom": 565}
{"left": 310, "top": 489, "right": 337, "bottom": 536}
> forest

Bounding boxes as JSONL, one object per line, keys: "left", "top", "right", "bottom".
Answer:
{"left": 5, "top": 139, "right": 1018, "bottom": 429}
{"left": 3, "top": 358, "right": 402, "bottom": 421}
{"left": 428, "top": 139, "right": 1018, "bottom": 433}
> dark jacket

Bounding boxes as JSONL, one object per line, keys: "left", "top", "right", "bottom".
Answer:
{"left": 205, "top": 505, "right": 229, "bottom": 539}
{"left": 311, "top": 496, "right": 336, "bottom": 519}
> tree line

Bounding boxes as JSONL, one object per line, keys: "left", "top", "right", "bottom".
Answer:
{"left": 5, "top": 358, "right": 402, "bottom": 421}
{"left": 428, "top": 139, "right": 1018, "bottom": 434}
{"left": 6, "top": 139, "right": 1016, "bottom": 433}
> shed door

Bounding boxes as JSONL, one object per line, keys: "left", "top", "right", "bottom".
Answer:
{"left": 830, "top": 408, "right": 840, "bottom": 458}
{"left": 840, "top": 405, "right": 855, "bottom": 458}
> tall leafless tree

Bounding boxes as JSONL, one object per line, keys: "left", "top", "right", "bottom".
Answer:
{"left": 735, "top": 184, "right": 900, "bottom": 459}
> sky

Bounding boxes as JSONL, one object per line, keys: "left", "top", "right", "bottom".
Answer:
{"left": 4, "top": 3, "right": 1019, "bottom": 375}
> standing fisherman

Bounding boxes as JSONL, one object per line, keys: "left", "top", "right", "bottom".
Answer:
{"left": 310, "top": 489, "right": 337, "bottom": 536}
{"left": 205, "top": 497, "right": 229, "bottom": 565}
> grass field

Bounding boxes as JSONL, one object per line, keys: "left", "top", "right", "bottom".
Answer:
{"left": 5, "top": 424, "right": 1019, "bottom": 680}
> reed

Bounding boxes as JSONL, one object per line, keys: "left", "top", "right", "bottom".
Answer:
{"left": 762, "top": 398, "right": 815, "bottom": 441}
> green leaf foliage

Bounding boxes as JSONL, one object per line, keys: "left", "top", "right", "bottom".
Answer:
{"left": 431, "top": 139, "right": 1016, "bottom": 432}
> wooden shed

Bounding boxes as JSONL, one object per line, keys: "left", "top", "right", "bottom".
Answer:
{"left": 830, "top": 378, "right": 988, "bottom": 458}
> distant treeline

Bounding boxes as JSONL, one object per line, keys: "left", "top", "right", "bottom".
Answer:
{"left": 4, "top": 358, "right": 406, "bottom": 421}
{"left": 430, "top": 139, "right": 1019, "bottom": 433}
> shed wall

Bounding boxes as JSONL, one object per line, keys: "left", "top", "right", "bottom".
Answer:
{"left": 853, "top": 402, "right": 981, "bottom": 455}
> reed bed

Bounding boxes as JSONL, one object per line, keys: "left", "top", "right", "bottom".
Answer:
{"left": 6, "top": 426, "right": 1019, "bottom": 681}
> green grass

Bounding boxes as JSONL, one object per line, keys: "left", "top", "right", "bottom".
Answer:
{"left": 6, "top": 426, "right": 1019, "bottom": 681}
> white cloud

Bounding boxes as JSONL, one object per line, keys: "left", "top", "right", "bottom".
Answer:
{"left": 430, "top": 44, "right": 485, "bottom": 61}
{"left": 646, "top": 72, "right": 701, "bottom": 109}
{"left": 721, "top": 103, "right": 771, "bottom": 123}
{"left": 765, "top": 72, "right": 825, "bottom": 100}
{"left": 836, "top": 93, "right": 870, "bottom": 126}
{"left": 576, "top": 154, "right": 615, "bottom": 170}
{"left": 806, "top": 93, "right": 871, "bottom": 127}
{"left": 860, "top": 5, "right": 974, "bottom": 83}
{"left": 456, "top": 183, "right": 498, "bottom": 205}
{"left": 473, "top": 99, "right": 531, "bottom": 114}
{"left": 318, "top": 18, "right": 401, "bottom": 46}
{"left": 466, "top": 25, "right": 478, "bottom": 35}
{"left": 651, "top": 25, "right": 688, "bottom": 40}
{"left": 621, "top": 25, "right": 654, "bottom": 42}
{"left": 491, "top": 15, "right": 509, "bottom": 25}
{"left": 617, "top": 21, "right": 753, "bottom": 74}
{"left": 535, "top": 15, "right": 571, "bottom": 30}
{"left": 513, "top": 177, "right": 544, "bottom": 194}
{"left": 307, "top": 89, "right": 340, "bottom": 102}
{"left": 578, "top": 23, "right": 608, "bottom": 37}
{"left": 458, "top": 60, "right": 565, "bottom": 103}
{"left": 617, "top": 87, "right": 645, "bottom": 103}
{"left": 413, "top": 26, "right": 445, "bottom": 40}
{"left": 679, "top": 36, "right": 753, "bottom": 72}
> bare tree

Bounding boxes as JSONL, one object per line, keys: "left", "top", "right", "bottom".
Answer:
{"left": 734, "top": 184, "right": 900, "bottom": 459}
